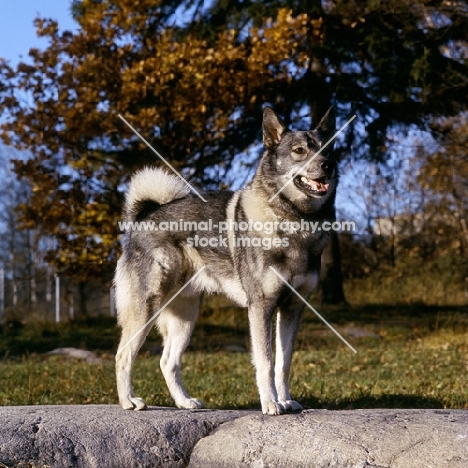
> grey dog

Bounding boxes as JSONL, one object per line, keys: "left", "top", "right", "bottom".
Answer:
{"left": 115, "top": 106, "right": 337, "bottom": 415}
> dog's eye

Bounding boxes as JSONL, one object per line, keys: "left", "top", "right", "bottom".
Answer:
{"left": 293, "top": 147, "right": 305, "bottom": 155}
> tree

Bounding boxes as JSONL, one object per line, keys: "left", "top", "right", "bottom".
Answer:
{"left": 0, "top": 0, "right": 467, "bottom": 296}
{"left": 0, "top": 145, "right": 45, "bottom": 313}
{"left": 197, "top": 0, "right": 468, "bottom": 303}
{"left": 418, "top": 115, "right": 468, "bottom": 255}
{"left": 0, "top": 2, "right": 312, "bottom": 278}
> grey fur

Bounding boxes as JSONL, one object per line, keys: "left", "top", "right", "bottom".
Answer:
{"left": 115, "top": 106, "right": 337, "bottom": 414}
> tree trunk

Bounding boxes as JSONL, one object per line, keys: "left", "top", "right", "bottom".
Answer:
{"left": 78, "top": 281, "right": 88, "bottom": 317}
{"left": 307, "top": 4, "right": 348, "bottom": 306}
{"left": 320, "top": 217, "right": 347, "bottom": 305}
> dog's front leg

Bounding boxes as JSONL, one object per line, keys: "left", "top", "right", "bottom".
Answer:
{"left": 275, "top": 305, "right": 304, "bottom": 412}
{"left": 248, "top": 303, "right": 285, "bottom": 415}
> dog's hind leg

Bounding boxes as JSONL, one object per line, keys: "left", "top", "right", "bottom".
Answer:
{"left": 115, "top": 297, "right": 154, "bottom": 411}
{"left": 115, "top": 254, "right": 162, "bottom": 411}
{"left": 157, "top": 295, "right": 203, "bottom": 409}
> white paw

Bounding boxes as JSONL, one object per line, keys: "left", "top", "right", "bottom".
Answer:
{"left": 262, "top": 401, "right": 285, "bottom": 415}
{"left": 280, "top": 399, "right": 303, "bottom": 412}
{"left": 176, "top": 398, "right": 204, "bottom": 409}
{"left": 121, "top": 396, "right": 148, "bottom": 411}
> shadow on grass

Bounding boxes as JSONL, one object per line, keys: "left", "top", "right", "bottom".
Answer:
{"left": 305, "top": 302, "right": 468, "bottom": 323}
{"left": 301, "top": 393, "right": 446, "bottom": 410}
{"left": 1, "top": 303, "right": 466, "bottom": 357}
{"left": 0, "top": 316, "right": 119, "bottom": 357}
{"left": 225, "top": 394, "right": 446, "bottom": 412}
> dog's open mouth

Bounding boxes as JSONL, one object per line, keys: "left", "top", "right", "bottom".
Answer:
{"left": 294, "top": 175, "right": 329, "bottom": 197}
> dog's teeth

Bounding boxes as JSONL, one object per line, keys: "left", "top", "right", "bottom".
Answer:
{"left": 297, "top": 175, "right": 329, "bottom": 194}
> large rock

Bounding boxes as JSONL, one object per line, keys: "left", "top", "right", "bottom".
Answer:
{"left": 0, "top": 406, "right": 467, "bottom": 467}
{"left": 0, "top": 405, "right": 253, "bottom": 468}
{"left": 190, "top": 409, "right": 468, "bottom": 468}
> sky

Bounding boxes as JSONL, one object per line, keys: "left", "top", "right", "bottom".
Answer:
{"left": 0, "top": 0, "right": 78, "bottom": 66}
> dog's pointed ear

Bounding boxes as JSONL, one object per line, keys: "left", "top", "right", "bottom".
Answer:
{"left": 263, "top": 107, "right": 286, "bottom": 148}
{"left": 315, "top": 106, "right": 336, "bottom": 144}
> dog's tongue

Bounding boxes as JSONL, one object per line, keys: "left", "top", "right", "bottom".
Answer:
{"left": 300, "top": 176, "right": 329, "bottom": 192}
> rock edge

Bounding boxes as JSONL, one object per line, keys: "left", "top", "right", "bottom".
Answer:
{"left": 0, "top": 406, "right": 466, "bottom": 468}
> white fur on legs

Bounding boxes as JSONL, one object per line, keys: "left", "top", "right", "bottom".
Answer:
{"left": 157, "top": 296, "right": 204, "bottom": 409}
{"left": 115, "top": 259, "right": 155, "bottom": 411}
{"left": 115, "top": 322, "right": 152, "bottom": 411}
{"left": 275, "top": 307, "right": 304, "bottom": 413}
{"left": 248, "top": 305, "right": 286, "bottom": 416}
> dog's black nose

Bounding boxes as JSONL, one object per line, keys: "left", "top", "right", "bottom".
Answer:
{"left": 320, "top": 160, "right": 334, "bottom": 175}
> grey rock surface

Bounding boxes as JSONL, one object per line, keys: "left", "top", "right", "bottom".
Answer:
{"left": 0, "top": 405, "right": 253, "bottom": 468}
{"left": 189, "top": 409, "right": 468, "bottom": 468}
{"left": 1, "top": 406, "right": 467, "bottom": 468}
{"left": 44, "top": 347, "right": 101, "bottom": 363}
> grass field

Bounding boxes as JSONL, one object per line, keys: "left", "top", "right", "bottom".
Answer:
{"left": 1, "top": 298, "right": 467, "bottom": 410}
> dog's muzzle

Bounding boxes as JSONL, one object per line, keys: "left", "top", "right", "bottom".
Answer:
{"left": 294, "top": 159, "right": 335, "bottom": 197}
{"left": 294, "top": 175, "right": 329, "bottom": 197}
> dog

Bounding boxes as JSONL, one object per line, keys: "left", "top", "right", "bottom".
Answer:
{"left": 115, "top": 106, "right": 337, "bottom": 415}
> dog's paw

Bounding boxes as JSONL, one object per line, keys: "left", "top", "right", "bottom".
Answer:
{"left": 121, "top": 396, "right": 148, "bottom": 411}
{"left": 176, "top": 398, "right": 204, "bottom": 409}
{"left": 280, "top": 399, "right": 303, "bottom": 413}
{"left": 262, "top": 401, "right": 286, "bottom": 416}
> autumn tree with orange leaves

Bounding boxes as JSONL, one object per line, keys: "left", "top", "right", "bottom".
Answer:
{"left": 0, "top": 0, "right": 467, "bottom": 303}
{"left": 0, "top": 2, "right": 312, "bottom": 278}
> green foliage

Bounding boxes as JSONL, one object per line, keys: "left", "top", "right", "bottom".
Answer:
{"left": 0, "top": 316, "right": 118, "bottom": 357}
{"left": 0, "top": 304, "right": 467, "bottom": 409}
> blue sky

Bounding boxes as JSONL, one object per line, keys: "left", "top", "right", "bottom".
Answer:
{"left": 0, "top": 1, "right": 78, "bottom": 66}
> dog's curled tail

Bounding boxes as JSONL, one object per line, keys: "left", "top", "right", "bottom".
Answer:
{"left": 124, "top": 167, "right": 190, "bottom": 222}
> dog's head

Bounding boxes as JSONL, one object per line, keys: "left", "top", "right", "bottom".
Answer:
{"left": 262, "top": 106, "right": 338, "bottom": 214}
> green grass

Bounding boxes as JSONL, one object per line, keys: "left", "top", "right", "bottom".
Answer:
{"left": 0, "top": 302, "right": 467, "bottom": 409}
